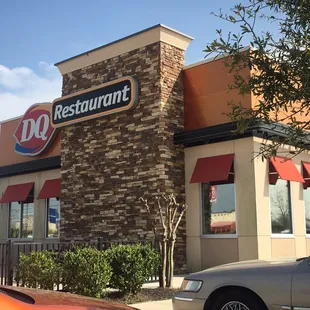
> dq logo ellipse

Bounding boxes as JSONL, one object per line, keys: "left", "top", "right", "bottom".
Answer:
{"left": 14, "top": 104, "right": 56, "bottom": 156}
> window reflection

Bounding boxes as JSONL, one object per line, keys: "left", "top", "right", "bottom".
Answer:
{"left": 8, "top": 202, "right": 33, "bottom": 239}
{"left": 201, "top": 183, "right": 236, "bottom": 235}
{"left": 21, "top": 203, "right": 34, "bottom": 238}
{"left": 47, "top": 198, "right": 60, "bottom": 238}
{"left": 269, "top": 179, "right": 293, "bottom": 234}
{"left": 9, "top": 202, "right": 21, "bottom": 238}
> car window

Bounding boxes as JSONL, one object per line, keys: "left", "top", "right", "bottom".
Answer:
{"left": 0, "top": 289, "right": 35, "bottom": 304}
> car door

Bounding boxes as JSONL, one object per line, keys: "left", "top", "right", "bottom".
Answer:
{"left": 291, "top": 257, "right": 310, "bottom": 309}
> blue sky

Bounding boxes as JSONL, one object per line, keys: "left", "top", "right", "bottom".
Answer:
{"left": 0, "top": 0, "right": 277, "bottom": 121}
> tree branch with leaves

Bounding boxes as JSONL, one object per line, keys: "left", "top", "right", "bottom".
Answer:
{"left": 205, "top": 0, "right": 310, "bottom": 159}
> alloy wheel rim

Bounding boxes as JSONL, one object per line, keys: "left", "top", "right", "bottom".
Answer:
{"left": 221, "top": 301, "right": 250, "bottom": 310}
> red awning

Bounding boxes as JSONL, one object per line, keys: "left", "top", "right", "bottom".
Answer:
{"left": 0, "top": 182, "right": 34, "bottom": 203}
{"left": 302, "top": 161, "right": 310, "bottom": 179}
{"left": 269, "top": 156, "right": 304, "bottom": 184}
{"left": 302, "top": 161, "right": 310, "bottom": 188}
{"left": 190, "top": 154, "right": 234, "bottom": 183}
{"left": 37, "top": 179, "right": 60, "bottom": 199}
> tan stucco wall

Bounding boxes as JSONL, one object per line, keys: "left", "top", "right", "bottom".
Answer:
{"left": 253, "top": 137, "right": 310, "bottom": 260}
{"left": 0, "top": 169, "right": 60, "bottom": 243}
{"left": 200, "top": 238, "right": 239, "bottom": 269}
{"left": 185, "top": 137, "right": 258, "bottom": 272}
{"left": 271, "top": 238, "right": 296, "bottom": 258}
{"left": 306, "top": 239, "right": 310, "bottom": 255}
{"left": 186, "top": 137, "right": 310, "bottom": 272}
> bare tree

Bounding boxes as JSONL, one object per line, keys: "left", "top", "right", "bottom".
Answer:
{"left": 140, "top": 194, "right": 188, "bottom": 288}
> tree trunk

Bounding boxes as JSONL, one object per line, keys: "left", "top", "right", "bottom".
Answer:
{"left": 166, "top": 238, "right": 175, "bottom": 288}
{"left": 166, "top": 240, "right": 171, "bottom": 287}
{"left": 160, "top": 238, "right": 167, "bottom": 288}
{"left": 158, "top": 241, "right": 163, "bottom": 287}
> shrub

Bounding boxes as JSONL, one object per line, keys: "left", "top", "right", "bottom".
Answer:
{"left": 61, "top": 246, "right": 112, "bottom": 298}
{"left": 106, "top": 243, "right": 160, "bottom": 294}
{"left": 15, "top": 251, "right": 60, "bottom": 290}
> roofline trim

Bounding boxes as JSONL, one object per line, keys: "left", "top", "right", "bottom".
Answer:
{"left": 54, "top": 24, "right": 194, "bottom": 67}
{"left": 0, "top": 115, "right": 23, "bottom": 124}
{"left": 173, "top": 120, "right": 310, "bottom": 149}
{"left": 0, "top": 156, "right": 60, "bottom": 178}
{"left": 0, "top": 102, "right": 52, "bottom": 125}
{"left": 183, "top": 46, "right": 250, "bottom": 70}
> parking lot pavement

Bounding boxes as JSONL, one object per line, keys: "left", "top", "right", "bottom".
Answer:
{"left": 130, "top": 299, "right": 172, "bottom": 310}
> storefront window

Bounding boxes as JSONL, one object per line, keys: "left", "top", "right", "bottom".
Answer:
{"left": 46, "top": 198, "right": 60, "bottom": 238}
{"left": 8, "top": 202, "right": 34, "bottom": 239}
{"left": 304, "top": 188, "right": 310, "bottom": 234}
{"left": 201, "top": 183, "right": 236, "bottom": 235}
{"left": 269, "top": 179, "right": 293, "bottom": 234}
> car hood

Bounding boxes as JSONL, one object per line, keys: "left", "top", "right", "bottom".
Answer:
{"left": 189, "top": 258, "right": 298, "bottom": 278}
{"left": 0, "top": 286, "right": 136, "bottom": 310}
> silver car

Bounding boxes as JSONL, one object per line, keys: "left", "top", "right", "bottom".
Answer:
{"left": 173, "top": 256, "right": 310, "bottom": 310}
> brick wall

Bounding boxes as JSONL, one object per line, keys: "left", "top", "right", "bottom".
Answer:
{"left": 60, "top": 42, "right": 186, "bottom": 271}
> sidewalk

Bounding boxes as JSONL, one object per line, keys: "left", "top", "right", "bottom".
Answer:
{"left": 131, "top": 299, "right": 172, "bottom": 310}
{"left": 130, "top": 275, "right": 185, "bottom": 310}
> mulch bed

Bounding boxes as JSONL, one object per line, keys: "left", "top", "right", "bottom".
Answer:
{"left": 105, "top": 288, "right": 180, "bottom": 305}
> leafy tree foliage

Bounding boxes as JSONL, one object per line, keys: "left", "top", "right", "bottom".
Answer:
{"left": 205, "top": 0, "right": 310, "bottom": 158}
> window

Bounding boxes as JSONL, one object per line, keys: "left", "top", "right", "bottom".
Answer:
{"left": 201, "top": 183, "right": 236, "bottom": 235}
{"left": 304, "top": 188, "right": 310, "bottom": 234}
{"left": 302, "top": 161, "right": 310, "bottom": 234}
{"left": 8, "top": 201, "right": 34, "bottom": 239}
{"left": 269, "top": 179, "right": 293, "bottom": 234}
{"left": 46, "top": 198, "right": 60, "bottom": 238}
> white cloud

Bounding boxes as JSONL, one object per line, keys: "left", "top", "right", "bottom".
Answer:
{"left": 0, "top": 62, "right": 62, "bottom": 121}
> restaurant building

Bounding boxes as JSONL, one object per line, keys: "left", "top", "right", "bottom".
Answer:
{"left": 1, "top": 24, "right": 310, "bottom": 273}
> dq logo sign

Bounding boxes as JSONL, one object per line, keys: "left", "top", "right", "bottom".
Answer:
{"left": 14, "top": 104, "right": 56, "bottom": 156}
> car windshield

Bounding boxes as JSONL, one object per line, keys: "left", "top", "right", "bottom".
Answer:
{"left": 296, "top": 256, "right": 310, "bottom": 262}
{"left": 0, "top": 288, "right": 35, "bottom": 304}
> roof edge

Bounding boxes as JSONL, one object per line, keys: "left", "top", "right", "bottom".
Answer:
{"left": 174, "top": 120, "right": 310, "bottom": 149}
{"left": 183, "top": 46, "right": 251, "bottom": 70}
{"left": 0, "top": 115, "right": 23, "bottom": 125}
{"left": 55, "top": 24, "right": 193, "bottom": 67}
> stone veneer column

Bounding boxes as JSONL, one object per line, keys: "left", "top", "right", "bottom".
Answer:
{"left": 56, "top": 25, "right": 192, "bottom": 272}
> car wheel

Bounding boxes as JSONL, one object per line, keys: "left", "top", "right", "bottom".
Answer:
{"left": 211, "top": 289, "right": 264, "bottom": 310}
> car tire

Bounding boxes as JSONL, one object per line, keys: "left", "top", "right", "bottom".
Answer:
{"left": 211, "top": 289, "right": 265, "bottom": 310}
